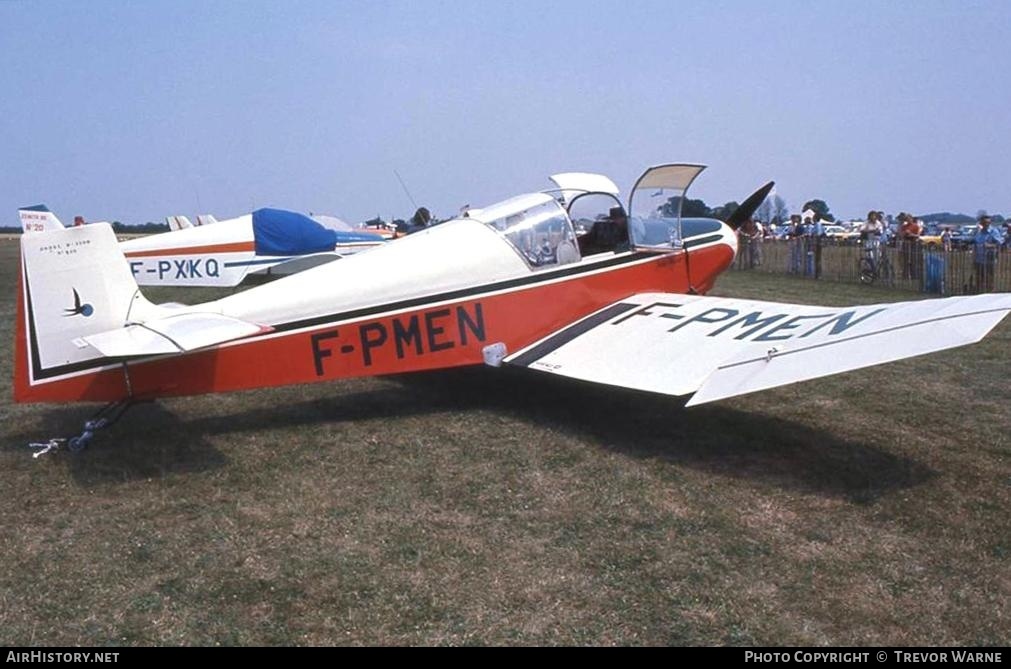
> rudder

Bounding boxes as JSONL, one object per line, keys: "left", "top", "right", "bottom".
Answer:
{"left": 19, "top": 205, "right": 65, "bottom": 234}
{"left": 15, "top": 223, "right": 160, "bottom": 402}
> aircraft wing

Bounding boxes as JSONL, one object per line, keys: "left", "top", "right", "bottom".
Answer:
{"left": 503, "top": 292, "right": 1011, "bottom": 406}
{"left": 83, "top": 312, "right": 271, "bottom": 358}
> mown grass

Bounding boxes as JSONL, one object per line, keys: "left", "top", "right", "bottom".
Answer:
{"left": 0, "top": 239, "right": 1008, "bottom": 646}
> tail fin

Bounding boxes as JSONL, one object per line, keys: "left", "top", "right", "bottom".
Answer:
{"left": 15, "top": 223, "right": 160, "bottom": 402}
{"left": 165, "top": 215, "right": 194, "bottom": 231}
{"left": 196, "top": 214, "right": 218, "bottom": 226}
{"left": 19, "top": 205, "right": 65, "bottom": 234}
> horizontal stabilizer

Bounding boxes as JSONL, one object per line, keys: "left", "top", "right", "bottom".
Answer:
{"left": 84, "top": 312, "right": 271, "bottom": 358}
{"left": 504, "top": 292, "right": 1011, "bottom": 405}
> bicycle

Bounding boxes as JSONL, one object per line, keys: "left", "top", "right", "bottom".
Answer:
{"left": 859, "top": 239, "right": 894, "bottom": 286}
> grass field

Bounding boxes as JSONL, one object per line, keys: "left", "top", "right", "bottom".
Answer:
{"left": 1, "top": 238, "right": 1008, "bottom": 646}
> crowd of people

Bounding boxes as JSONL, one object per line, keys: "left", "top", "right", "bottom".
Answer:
{"left": 736, "top": 209, "right": 834, "bottom": 277}
{"left": 736, "top": 210, "right": 1009, "bottom": 293}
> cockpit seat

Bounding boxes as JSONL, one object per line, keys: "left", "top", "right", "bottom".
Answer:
{"left": 578, "top": 206, "right": 629, "bottom": 256}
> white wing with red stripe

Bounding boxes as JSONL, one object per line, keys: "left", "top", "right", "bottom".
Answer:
{"left": 503, "top": 292, "right": 1011, "bottom": 405}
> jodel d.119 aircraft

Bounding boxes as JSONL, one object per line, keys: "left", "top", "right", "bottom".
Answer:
{"left": 19, "top": 205, "right": 385, "bottom": 288}
{"left": 15, "top": 164, "right": 1011, "bottom": 452}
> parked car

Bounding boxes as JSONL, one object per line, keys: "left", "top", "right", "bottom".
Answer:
{"left": 951, "top": 224, "right": 979, "bottom": 249}
{"left": 919, "top": 224, "right": 946, "bottom": 249}
{"left": 822, "top": 225, "right": 861, "bottom": 242}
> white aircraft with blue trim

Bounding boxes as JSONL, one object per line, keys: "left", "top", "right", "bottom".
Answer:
{"left": 19, "top": 205, "right": 386, "bottom": 287}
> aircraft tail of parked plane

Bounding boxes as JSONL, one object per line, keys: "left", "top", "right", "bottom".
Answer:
{"left": 17, "top": 223, "right": 161, "bottom": 393}
{"left": 19, "top": 205, "right": 65, "bottom": 234}
{"left": 16, "top": 222, "right": 269, "bottom": 407}
{"left": 166, "top": 215, "right": 194, "bottom": 231}
{"left": 196, "top": 214, "right": 218, "bottom": 226}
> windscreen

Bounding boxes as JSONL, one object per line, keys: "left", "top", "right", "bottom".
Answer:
{"left": 473, "top": 194, "right": 580, "bottom": 269}
{"left": 627, "top": 164, "right": 706, "bottom": 251}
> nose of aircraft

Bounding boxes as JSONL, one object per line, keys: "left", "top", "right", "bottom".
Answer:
{"left": 720, "top": 220, "right": 739, "bottom": 258}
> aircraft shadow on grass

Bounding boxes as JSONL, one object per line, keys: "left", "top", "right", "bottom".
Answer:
{"left": 388, "top": 368, "right": 937, "bottom": 504}
{"left": 9, "top": 368, "right": 934, "bottom": 501}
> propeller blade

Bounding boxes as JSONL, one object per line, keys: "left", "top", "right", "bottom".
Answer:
{"left": 725, "top": 181, "right": 775, "bottom": 230}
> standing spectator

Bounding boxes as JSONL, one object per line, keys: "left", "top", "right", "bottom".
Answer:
{"left": 860, "top": 210, "right": 884, "bottom": 264}
{"left": 811, "top": 212, "right": 826, "bottom": 279}
{"left": 787, "top": 214, "right": 804, "bottom": 274}
{"left": 801, "top": 211, "right": 819, "bottom": 277}
{"left": 859, "top": 211, "right": 883, "bottom": 238}
{"left": 737, "top": 218, "right": 762, "bottom": 269}
{"left": 799, "top": 213, "right": 811, "bottom": 275}
{"left": 736, "top": 221, "right": 751, "bottom": 269}
{"left": 912, "top": 217, "right": 925, "bottom": 281}
{"left": 878, "top": 211, "right": 893, "bottom": 244}
{"left": 972, "top": 215, "right": 1004, "bottom": 292}
{"left": 898, "top": 213, "right": 921, "bottom": 280}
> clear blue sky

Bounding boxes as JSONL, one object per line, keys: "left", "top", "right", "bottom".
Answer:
{"left": 1, "top": 0, "right": 1009, "bottom": 225}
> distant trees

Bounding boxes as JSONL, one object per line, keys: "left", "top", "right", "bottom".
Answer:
{"left": 668, "top": 198, "right": 711, "bottom": 218}
{"left": 801, "top": 199, "right": 835, "bottom": 222}
{"left": 920, "top": 212, "right": 976, "bottom": 224}
{"left": 772, "top": 195, "right": 789, "bottom": 224}
{"left": 710, "top": 202, "right": 740, "bottom": 221}
{"left": 660, "top": 195, "right": 748, "bottom": 221}
{"left": 663, "top": 191, "right": 791, "bottom": 225}
{"left": 112, "top": 221, "right": 169, "bottom": 234}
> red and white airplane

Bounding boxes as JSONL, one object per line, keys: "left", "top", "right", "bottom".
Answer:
{"left": 15, "top": 164, "right": 1011, "bottom": 451}
{"left": 19, "top": 206, "right": 386, "bottom": 287}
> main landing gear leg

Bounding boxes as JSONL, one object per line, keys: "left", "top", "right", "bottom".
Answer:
{"left": 28, "top": 400, "right": 141, "bottom": 458}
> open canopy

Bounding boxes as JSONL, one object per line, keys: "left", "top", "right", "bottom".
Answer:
{"left": 627, "top": 164, "right": 708, "bottom": 250}
{"left": 547, "top": 173, "right": 620, "bottom": 205}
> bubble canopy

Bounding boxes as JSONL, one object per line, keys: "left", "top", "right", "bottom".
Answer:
{"left": 466, "top": 193, "right": 579, "bottom": 270}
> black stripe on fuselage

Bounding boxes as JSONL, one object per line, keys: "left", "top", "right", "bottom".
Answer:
{"left": 26, "top": 231, "right": 728, "bottom": 382}
{"left": 684, "top": 234, "right": 724, "bottom": 249}
{"left": 26, "top": 250, "right": 655, "bottom": 381}
{"left": 507, "top": 301, "right": 639, "bottom": 368}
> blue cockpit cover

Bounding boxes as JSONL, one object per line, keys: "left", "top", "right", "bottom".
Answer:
{"left": 252, "top": 208, "right": 383, "bottom": 256}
